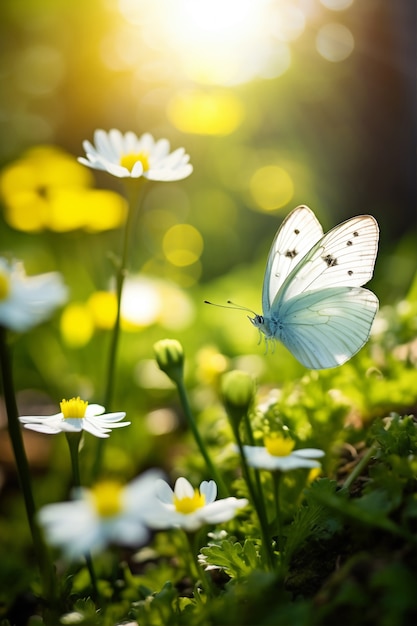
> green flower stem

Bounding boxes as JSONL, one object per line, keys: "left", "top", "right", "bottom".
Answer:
{"left": 0, "top": 327, "right": 55, "bottom": 601}
{"left": 272, "top": 471, "right": 283, "bottom": 557}
{"left": 183, "top": 530, "right": 215, "bottom": 598}
{"left": 93, "top": 180, "right": 144, "bottom": 480}
{"left": 233, "top": 426, "right": 275, "bottom": 571}
{"left": 65, "top": 432, "right": 99, "bottom": 597}
{"left": 242, "top": 412, "right": 270, "bottom": 534}
{"left": 341, "top": 442, "right": 379, "bottom": 493}
{"left": 242, "top": 412, "right": 272, "bottom": 553}
{"left": 65, "top": 432, "right": 83, "bottom": 487}
{"left": 85, "top": 553, "right": 99, "bottom": 600}
{"left": 175, "top": 377, "right": 228, "bottom": 498}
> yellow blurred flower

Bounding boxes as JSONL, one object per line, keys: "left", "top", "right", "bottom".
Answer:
{"left": 60, "top": 303, "right": 94, "bottom": 348}
{"left": 87, "top": 291, "right": 117, "bottom": 330}
{"left": 0, "top": 145, "right": 127, "bottom": 232}
{"left": 196, "top": 346, "right": 229, "bottom": 385}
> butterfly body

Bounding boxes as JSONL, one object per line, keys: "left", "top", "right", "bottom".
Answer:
{"left": 249, "top": 205, "right": 379, "bottom": 369}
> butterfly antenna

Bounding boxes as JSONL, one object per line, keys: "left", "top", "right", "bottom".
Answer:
{"left": 204, "top": 300, "right": 258, "bottom": 316}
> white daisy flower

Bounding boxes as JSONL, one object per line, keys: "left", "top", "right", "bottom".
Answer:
{"left": 19, "top": 396, "right": 130, "bottom": 438}
{"left": 78, "top": 129, "right": 193, "bottom": 181}
{"left": 146, "top": 477, "right": 248, "bottom": 532}
{"left": 0, "top": 258, "right": 67, "bottom": 332}
{"left": 241, "top": 434, "right": 325, "bottom": 472}
{"left": 38, "top": 470, "right": 164, "bottom": 559}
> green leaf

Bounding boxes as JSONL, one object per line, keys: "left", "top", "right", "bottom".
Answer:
{"left": 200, "top": 538, "right": 262, "bottom": 580}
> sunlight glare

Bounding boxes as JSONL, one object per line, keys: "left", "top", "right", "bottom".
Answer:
{"left": 118, "top": 0, "right": 302, "bottom": 85}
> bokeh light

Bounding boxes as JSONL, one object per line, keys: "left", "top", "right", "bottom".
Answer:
{"left": 167, "top": 89, "right": 245, "bottom": 135}
{"left": 121, "top": 275, "right": 195, "bottom": 330}
{"left": 316, "top": 23, "right": 355, "bottom": 62}
{"left": 250, "top": 165, "right": 294, "bottom": 212}
{"left": 162, "top": 224, "right": 204, "bottom": 267}
{"left": 14, "top": 45, "right": 65, "bottom": 96}
{"left": 320, "top": 0, "right": 354, "bottom": 10}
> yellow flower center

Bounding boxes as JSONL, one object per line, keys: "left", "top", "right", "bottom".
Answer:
{"left": 60, "top": 397, "right": 88, "bottom": 419}
{"left": 91, "top": 481, "right": 123, "bottom": 518}
{"left": 264, "top": 434, "right": 295, "bottom": 457}
{"left": 0, "top": 272, "right": 10, "bottom": 301}
{"left": 174, "top": 489, "right": 206, "bottom": 514}
{"left": 120, "top": 152, "right": 149, "bottom": 173}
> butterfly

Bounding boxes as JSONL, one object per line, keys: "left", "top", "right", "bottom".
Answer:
{"left": 206, "top": 205, "right": 379, "bottom": 369}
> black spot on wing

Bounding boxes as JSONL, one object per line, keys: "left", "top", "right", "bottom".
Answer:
{"left": 285, "top": 249, "right": 298, "bottom": 259}
{"left": 323, "top": 254, "right": 338, "bottom": 267}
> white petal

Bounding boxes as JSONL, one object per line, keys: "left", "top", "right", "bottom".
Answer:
{"left": 124, "top": 469, "right": 166, "bottom": 515}
{"left": 91, "top": 420, "right": 130, "bottom": 430}
{"left": 0, "top": 270, "right": 67, "bottom": 332}
{"left": 87, "top": 411, "right": 124, "bottom": 422}
{"left": 174, "top": 477, "right": 194, "bottom": 499}
{"left": 81, "top": 420, "right": 110, "bottom": 438}
{"left": 137, "top": 132, "right": 154, "bottom": 153}
{"left": 108, "top": 518, "right": 149, "bottom": 546}
{"left": 278, "top": 456, "right": 322, "bottom": 470}
{"left": 180, "top": 513, "right": 204, "bottom": 532}
{"left": 130, "top": 161, "right": 144, "bottom": 178}
{"left": 125, "top": 130, "right": 140, "bottom": 152}
{"left": 160, "top": 147, "right": 186, "bottom": 168}
{"left": 97, "top": 129, "right": 120, "bottom": 160}
{"left": 38, "top": 501, "right": 107, "bottom": 557}
{"left": 101, "top": 160, "right": 131, "bottom": 178}
{"left": 22, "top": 423, "right": 61, "bottom": 434}
{"left": 150, "top": 138, "right": 170, "bottom": 160}
{"left": 155, "top": 479, "right": 174, "bottom": 504}
{"left": 293, "top": 448, "right": 325, "bottom": 459}
{"left": 19, "top": 412, "right": 61, "bottom": 423}
{"left": 85, "top": 404, "right": 105, "bottom": 417}
{"left": 201, "top": 498, "right": 248, "bottom": 524}
{"left": 242, "top": 446, "right": 300, "bottom": 471}
{"left": 144, "top": 504, "right": 177, "bottom": 529}
{"left": 146, "top": 164, "right": 193, "bottom": 182}
{"left": 81, "top": 139, "right": 97, "bottom": 156}
{"left": 242, "top": 446, "right": 275, "bottom": 468}
{"left": 200, "top": 480, "right": 217, "bottom": 504}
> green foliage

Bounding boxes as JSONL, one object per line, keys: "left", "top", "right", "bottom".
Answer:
{"left": 200, "top": 537, "right": 262, "bottom": 580}
{"left": 284, "top": 479, "right": 343, "bottom": 564}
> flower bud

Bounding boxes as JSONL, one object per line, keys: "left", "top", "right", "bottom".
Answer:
{"left": 154, "top": 339, "right": 184, "bottom": 385}
{"left": 221, "top": 370, "right": 255, "bottom": 429}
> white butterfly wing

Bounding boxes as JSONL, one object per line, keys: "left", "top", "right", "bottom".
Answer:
{"left": 277, "top": 215, "right": 379, "bottom": 304}
{"left": 277, "top": 286, "right": 379, "bottom": 369}
{"left": 262, "top": 206, "right": 323, "bottom": 312}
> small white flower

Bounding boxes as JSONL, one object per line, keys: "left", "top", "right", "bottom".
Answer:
{"left": 146, "top": 477, "right": 248, "bottom": 532}
{"left": 241, "top": 434, "right": 324, "bottom": 472}
{"left": 38, "top": 470, "right": 164, "bottom": 559}
{"left": 78, "top": 129, "right": 193, "bottom": 181}
{"left": 0, "top": 258, "right": 67, "bottom": 332}
{"left": 19, "top": 396, "right": 130, "bottom": 438}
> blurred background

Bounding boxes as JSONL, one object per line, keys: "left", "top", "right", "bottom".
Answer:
{"left": 0, "top": 0, "right": 415, "bottom": 479}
